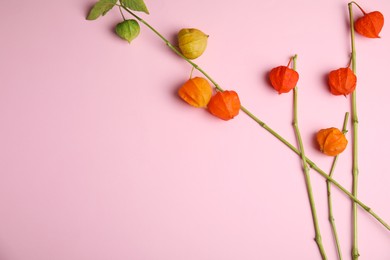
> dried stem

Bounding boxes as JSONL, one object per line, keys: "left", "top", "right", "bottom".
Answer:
{"left": 350, "top": 1, "right": 366, "bottom": 15}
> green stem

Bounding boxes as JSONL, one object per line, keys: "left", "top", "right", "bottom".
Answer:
{"left": 238, "top": 106, "right": 390, "bottom": 230}
{"left": 120, "top": 5, "right": 390, "bottom": 232}
{"left": 292, "top": 55, "right": 327, "bottom": 260}
{"left": 118, "top": 6, "right": 126, "bottom": 21}
{"left": 120, "top": 5, "right": 224, "bottom": 91}
{"left": 349, "top": 3, "right": 360, "bottom": 259}
{"left": 241, "top": 106, "right": 390, "bottom": 229}
{"left": 327, "top": 112, "right": 349, "bottom": 260}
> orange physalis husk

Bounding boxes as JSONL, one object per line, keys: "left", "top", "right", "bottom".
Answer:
{"left": 207, "top": 90, "right": 241, "bottom": 121}
{"left": 328, "top": 67, "right": 357, "bottom": 96}
{"left": 316, "top": 127, "right": 348, "bottom": 156}
{"left": 178, "top": 77, "right": 212, "bottom": 108}
{"left": 355, "top": 11, "right": 384, "bottom": 38}
{"left": 269, "top": 65, "right": 299, "bottom": 94}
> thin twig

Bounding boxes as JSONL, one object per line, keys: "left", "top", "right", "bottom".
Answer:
{"left": 327, "top": 112, "right": 349, "bottom": 260}
{"left": 292, "top": 55, "right": 328, "bottom": 259}
{"left": 348, "top": 2, "right": 360, "bottom": 259}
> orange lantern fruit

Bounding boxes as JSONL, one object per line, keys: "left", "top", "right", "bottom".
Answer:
{"left": 355, "top": 11, "right": 384, "bottom": 38}
{"left": 207, "top": 90, "right": 241, "bottom": 120}
{"left": 178, "top": 77, "right": 213, "bottom": 108}
{"left": 328, "top": 67, "right": 357, "bottom": 96}
{"left": 269, "top": 60, "right": 299, "bottom": 94}
{"left": 316, "top": 127, "right": 348, "bottom": 156}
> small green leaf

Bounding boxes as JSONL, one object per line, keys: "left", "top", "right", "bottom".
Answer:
{"left": 115, "top": 19, "right": 141, "bottom": 43}
{"left": 87, "top": 0, "right": 117, "bottom": 20}
{"left": 120, "top": 0, "right": 149, "bottom": 14}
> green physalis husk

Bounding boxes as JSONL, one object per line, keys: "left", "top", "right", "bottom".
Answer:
{"left": 115, "top": 19, "right": 141, "bottom": 43}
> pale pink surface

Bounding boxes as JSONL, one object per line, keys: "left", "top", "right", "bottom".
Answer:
{"left": 0, "top": 0, "right": 389, "bottom": 259}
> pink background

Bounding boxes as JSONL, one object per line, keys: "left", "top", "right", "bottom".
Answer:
{"left": 1, "top": 0, "right": 389, "bottom": 259}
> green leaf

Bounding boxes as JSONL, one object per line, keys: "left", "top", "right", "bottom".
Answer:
{"left": 115, "top": 19, "right": 141, "bottom": 43}
{"left": 86, "top": 0, "right": 118, "bottom": 20}
{"left": 120, "top": 0, "right": 149, "bottom": 14}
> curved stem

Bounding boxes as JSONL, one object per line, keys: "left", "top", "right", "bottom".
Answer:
{"left": 350, "top": 1, "right": 366, "bottom": 15}
{"left": 292, "top": 55, "right": 328, "bottom": 260}
{"left": 189, "top": 66, "right": 195, "bottom": 79}
{"left": 349, "top": 3, "right": 360, "bottom": 259}
{"left": 119, "top": 5, "right": 390, "bottom": 232}
{"left": 327, "top": 112, "right": 349, "bottom": 260}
